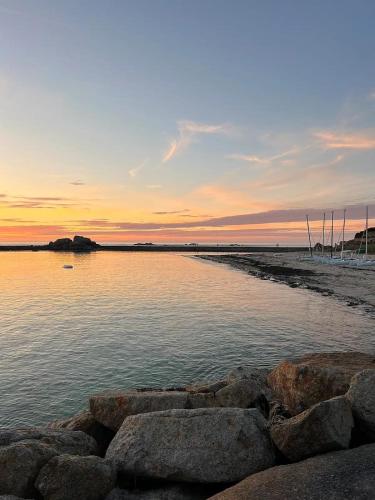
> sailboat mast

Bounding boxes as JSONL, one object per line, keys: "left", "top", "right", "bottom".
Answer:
{"left": 365, "top": 205, "right": 369, "bottom": 258}
{"left": 306, "top": 214, "right": 313, "bottom": 257}
{"left": 341, "top": 208, "right": 346, "bottom": 259}
{"left": 322, "top": 212, "right": 326, "bottom": 256}
{"left": 330, "top": 211, "right": 334, "bottom": 258}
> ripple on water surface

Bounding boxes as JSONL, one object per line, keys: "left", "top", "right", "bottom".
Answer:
{"left": 0, "top": 251, "right": 374, "bottom": 426}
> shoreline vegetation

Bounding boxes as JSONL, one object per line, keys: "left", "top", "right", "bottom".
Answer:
{"left": 1, "top": 352, "right": 375, "bottom": 499}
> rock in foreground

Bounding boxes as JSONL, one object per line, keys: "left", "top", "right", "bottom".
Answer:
{"left": 0, "top": 441, "right": 56, "bottom": 498}
{"left": 106, "top": 408, "right": 275, "bottom": 483}
{"left": 267, "top": 352, "right": 375, "bottom": 414}
{"left": 48, "top": 411, "right": 115, "bottom": 456}
{"left": 36, "top": 454, "right": 116, "bottom": 500}
{"left": 271, "top": 396, "right": 353, "bottom": 461}
{"left": 0, "top": 427, "right": 98, "bottom": 456}
{"left": 105, "top": 484, "right": 210, "bottom": 499}
{"left": 209, "top": 443, "right": 375, "bottom": 500}
{"left": 0, "top": 428, "right": 98, "bottom": 497}
{"left": 90, "top": 391, "right": 189, "bottom": 431}
{"left": 346, "top": 369, "right": 375, "bottom": 441}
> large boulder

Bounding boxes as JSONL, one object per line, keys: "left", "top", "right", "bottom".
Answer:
{"left": 105, "top": 484, "right": 210, "bottom": 499}
{"left": 209, "top": 443, "right": 375, "bottom": 500}
{"left": 48, "top": 411, "right": 115, "bottom": 456}
{"left": 226, "top": 366, "right": 269, "bottom": 386}
{"left": 185, "top": 392, "right": 216, "bottom": 409}
{"left": 270, "top": 396, "right": 353, "bottom": 461}
{"left": 0, "top": 427, "right": 98, "bottom": 456}
{"left": 226, "top": 367, "right": 272, "bottom": 402}
{"left": 267, "top": 352, "right": 375, "bottom": 415}
{"left": 0, "top": 440, "right": 57, "bottom": 497}
{"left": 35, "top": 454, "right": 116, "bottom": 500}
{"left": 106, "top": 408, "right": 275, "bottom": 483}
{"left": 346, "top": 369, "right": 375, "bottom": 441}
{"left": 215, "top": 380, "right": 269, "bottom": 415}
{"left": 90, "top": 391, "right": 189, "bottom": 431}
{"left": 186, "top": 379, "right": 227, "bottom": 394}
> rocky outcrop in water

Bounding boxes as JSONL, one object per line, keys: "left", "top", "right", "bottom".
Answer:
{"left": 48, "top": 236, "right": 100, "bottom": 252}
{"left": 2, "top": 351, "right": 375, "bottom": 499}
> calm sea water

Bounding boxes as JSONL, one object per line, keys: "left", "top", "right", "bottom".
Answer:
{"left": 0, "top": 251, "right": 374, "bottom": 427}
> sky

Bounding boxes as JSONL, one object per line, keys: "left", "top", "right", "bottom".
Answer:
{"left": 0, "top": 0, "right": 375, "bottom": 244}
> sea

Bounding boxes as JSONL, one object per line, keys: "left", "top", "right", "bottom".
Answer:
{"left": 0, "top": 251, "right": 373, "bottom": 427}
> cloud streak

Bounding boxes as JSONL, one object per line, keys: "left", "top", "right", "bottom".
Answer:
{"left": 315, "top": 131, "right": 375, "bottom": 150}
{"left": 64, "top": 203, "right": 374, "bottom": 231}
{"left": 163, "top": 120, "right": 232, "bottom": 162}
{"left": 153, "top": 209, "right": 190, "bottom": 215}
{"left": 128, "top": 159, "right": 148, "bottom": 178}
{"left": 0, "top": 194, "right": 85, "bottom": 209}
{"left": 228, "top": 147, "right": 300, "bottom": 165}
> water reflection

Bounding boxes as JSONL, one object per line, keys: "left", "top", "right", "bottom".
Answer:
{"left": 0, "top": 251, "right": 373, "bottom": 426}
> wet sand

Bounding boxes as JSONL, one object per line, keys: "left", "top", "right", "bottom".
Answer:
{"left": 198, "top": 253, "right": 375, "bottom": 317}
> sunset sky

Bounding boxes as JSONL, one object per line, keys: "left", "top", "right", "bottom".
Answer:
{"left": 1, "top": 0, "right": 375, "bottom": 244}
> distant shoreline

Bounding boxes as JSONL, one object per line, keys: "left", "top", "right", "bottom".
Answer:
{"left": 0, "top": 244, "right": 309, "bottom": 253}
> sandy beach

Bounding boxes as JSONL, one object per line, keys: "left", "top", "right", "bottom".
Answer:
{"left": 199, "top": 253, "right": 375, "bottom": 317}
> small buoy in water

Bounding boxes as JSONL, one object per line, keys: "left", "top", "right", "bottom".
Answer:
{"left": 63, "top": 264, "right": 74, "bottom": 269}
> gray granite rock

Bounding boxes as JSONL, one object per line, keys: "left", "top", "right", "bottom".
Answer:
{"left": 271, "top": 396, "right": 353, "bottom": 461}
{"left": 209, "top": 443, "right": 375, "bottom": 499}
{"left": 35, "top": 454, "right": 116, "bottom": 500}
{"left": 0, "top": 427, "right": 98, "bottom": 456}
{"left": 226, "top": 366, "right": 269, "bottom": 385}
{"left": 216, "top": 379, "right": 268, "bottom": 414}
{"left": 346, "top": 369, "right": 375, "bottom": 441}
{"left": 106, "top": 408, "right": 275, "bottom": 483}
{"left": 105, "top": 484, "right": 208, "bottom": 499}
{"left": 0, "top": 440, "right": 57, "bottom": 497}
{"left": 185, "top": 392, "right": 216, "bottom": 409}
{"left": 48, "top": 410, "right": 114, "bottom": 455}
{"left": 186, "top": 380, "right": 227, "bottom": 394}
{"left": 90, "top": 391, "right": 189, "bottom": 431}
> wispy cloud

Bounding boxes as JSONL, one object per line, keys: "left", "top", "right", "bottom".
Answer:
{"left": 70, "top": 180, "right": 85, "bottom": 186}
{"left": 228, "top": 147, "right": 300, "bottom": 165}
{"left": 163, "top": 120, "right": 232, "bottom": 162}
{"left": 153, "top": 209, "right": 190, "bottom": 215}
{"left": 315, "top": 130, "right": 375, "bottom": 150}
{"left": 0, "top": 194, "right": 84, "bottom": 209}
{"left": 128, "top": 159, "right": 148, "bottom": 178}
{"left": 55, "top": 203, "right": 375, "bottom": 231}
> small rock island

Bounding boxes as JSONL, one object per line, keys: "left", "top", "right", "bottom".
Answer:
{"left": 48, "top": 236, "right": 100, "bottom": 252}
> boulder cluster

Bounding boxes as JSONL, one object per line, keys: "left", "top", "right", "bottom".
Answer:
{"left": 1, "top": 352, "right": 375, "bottom": 500}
